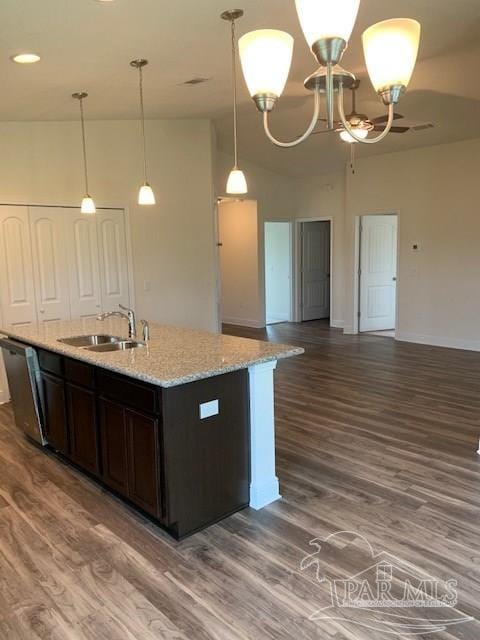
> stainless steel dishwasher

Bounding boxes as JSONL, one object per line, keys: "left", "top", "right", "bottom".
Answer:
{"left": 0, "top": 337, "right": 47, "bottom": 445}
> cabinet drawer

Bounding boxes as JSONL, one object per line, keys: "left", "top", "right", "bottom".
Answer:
{"left": 97, "top": 369, "right": 160, "bottom": 415}
{"left": 65, "top": 358, "right": 95, "bottom": 389}
{"left": 38, "top": 349, "right": 63, "bottom": 376}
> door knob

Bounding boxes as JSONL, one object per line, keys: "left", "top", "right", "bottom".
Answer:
{"left": 392, "top": 277, "right": 397, "bottom": 281}
{"left": 39, "top": 309, "right": 45, "bottom": 314}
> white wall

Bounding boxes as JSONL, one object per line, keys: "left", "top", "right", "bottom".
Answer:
{"left": 216, "top": 153, "right": 346, "bottom": 328}
{"left": 218, "top": 200, "right": 261, "bottom": 327}
{"left": 344, "top": 137, "right": 480, "bottom": 350}
{"left": 0, "top": 119, "right": 217, "bottom": 332}
{"left": 265, "top": 222, "right": 292, "bottom": 324}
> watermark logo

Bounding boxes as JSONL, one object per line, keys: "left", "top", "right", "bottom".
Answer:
{"left": 300, "top": 531, "right": 473, "bottom": 636}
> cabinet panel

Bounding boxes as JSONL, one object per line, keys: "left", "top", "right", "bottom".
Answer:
{"left": 126, "top": 409, "right": 161, "bottom": 518}
{"left": 29, "top": 207, "right": 71, "bottom": 322}
{"left": 66, "top": 213, "right": 102, "bottom": 319}
{"left": 42, "top": 372, "right": 68, "bottom": 454}
{"left": 66, "top": 383, "right": 99, "bottom": 475}
{"left": 0, "top": 206, "right": 37, "bottom": 326}
{"left": 97, "top": 210, "right": 130, "bottom": 311}
{"left": 99, "top": 398, "right": 129, "bottom": 496}
{"left": 162, "top": 370, "right": 249, "bottom": 538}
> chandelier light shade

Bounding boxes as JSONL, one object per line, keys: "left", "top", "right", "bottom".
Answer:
{"left": 72, "top": 92, "right": 96, "bottom": 215}
{"left": 363, "top": 19, "right": 421, "bottom": 96}
{"left": 237, "top": 1, "right": 421, "bottom": 148}
{"left": 295, "top": 0, "right": 360, "bottom": 47}
{"left": 226, "top": 168, "right": 248, "bottom": 195}
{"left": 239, "top": 30, "right": 294, "bottom": 103}
{"left": 222, "top": 9, "right": 248, "bottom": 196}
{"left": 130, "top": 58, "right": 156, "bottom": 206}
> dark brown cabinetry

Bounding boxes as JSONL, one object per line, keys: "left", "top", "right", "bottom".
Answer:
{"left": 36, "top": 347, "right": 249, "bottom": 539}
{"left": 41, "top": 372, "right": 69, "bottom": 454}
{"left": 99, "top": 401, "right": 161, "bottom": 518}
{"left": 66, "top": 383, "right": 99, "bottom": 475}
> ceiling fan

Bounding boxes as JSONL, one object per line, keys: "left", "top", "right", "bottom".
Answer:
{"left": 312, "top": 80, "right": 433, "bottom": 141}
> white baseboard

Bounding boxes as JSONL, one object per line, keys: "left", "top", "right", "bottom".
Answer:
{"left": 222, "top": 316, "right": 265, "bottom": 329}
{"left": 331, "top": 319, "right": 344, "bottom": 329}
{"left": 395, "top": 331, "right": 480, "bottom": 352}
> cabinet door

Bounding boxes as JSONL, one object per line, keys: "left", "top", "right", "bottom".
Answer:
{"left": 99, "top": 398, "right": 129, "bottom": 496}
{"left": 42, "top": 372, "right": 68, "bottom": 454}
{"left": 0, "top": 206, "right": 37, "bottom": 327}
{"left": 126, "top": 409, "right": 161, "bottom": 518}
{"left": 29, "top": 207, "right": 71, "bottom": 322}
{"left": 66, "top": 212, "right": 102, "bottom": 319}
{"left": 96, "top": 210, "right": 130, "bottom": 311}
{"left": 66, "top": 383, "right": 99, "bottom": 475}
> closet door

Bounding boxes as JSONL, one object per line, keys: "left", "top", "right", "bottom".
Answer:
{"left": 97, "top": 209, "right": 130, "bottom": 311}
{"left": 0, "top": 206, "right": 37, "bottom": 326}
{"left": 29, "top": 207, "right": 71, "bottom": 322}
{"left": 66, "top": 210, "right": 102, "bottom": 319}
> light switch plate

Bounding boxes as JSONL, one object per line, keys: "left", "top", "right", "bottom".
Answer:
{"left": 199, "top": 399, "right": 219, "bottom": 420}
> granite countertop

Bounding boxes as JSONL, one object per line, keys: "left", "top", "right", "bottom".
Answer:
{"left": 0, "top": 318, "right": 304, "bottom": 388}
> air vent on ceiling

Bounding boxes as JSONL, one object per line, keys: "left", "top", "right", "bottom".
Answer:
{"left": 182, "top": 77, "right": 212, "bottom": 86}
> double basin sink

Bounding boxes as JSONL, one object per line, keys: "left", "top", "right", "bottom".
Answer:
{"left": 58, "top": 334, "right": 146, "bottom": 353}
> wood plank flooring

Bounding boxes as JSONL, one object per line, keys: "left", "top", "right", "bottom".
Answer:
{"left": 1, "top": 320, "right": 480, "bottom": 638}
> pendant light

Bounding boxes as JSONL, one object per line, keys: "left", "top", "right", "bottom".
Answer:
{"left": 72, "top": 92, "right": 96, "bottom": 214}
{"left": 130, "top": 59, "right": 156, "bottom": 205}
{"left": 221, "top": 10, "right": 248, "bottom": 195}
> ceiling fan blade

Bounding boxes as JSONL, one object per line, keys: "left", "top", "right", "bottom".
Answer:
{"left": 310, "top": 128, "right": 334, "bottom": 136}
{"left": 373, "top": 125, "right": 410, "bottom": 133}
{"left": 317, "top": 118, "right": 343, "bottom": 128}
{"left": 371, "top": 112, "right": 404, "bottom": 125}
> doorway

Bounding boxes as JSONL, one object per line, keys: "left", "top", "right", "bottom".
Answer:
{"left": 359, "top": 214, "right": 398, "bottom": 333}
{"left": 300, "top": 220, "right": 331, "bottom": 322}
{"left": 264, "top": 222, "right": 292, "bottom": 325}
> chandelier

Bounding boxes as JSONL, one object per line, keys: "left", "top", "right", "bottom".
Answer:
{"left": 237, "top": 0, "right": 421, "bottom": 147}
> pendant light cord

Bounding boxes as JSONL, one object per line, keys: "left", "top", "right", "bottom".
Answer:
{"left": 138, "top": 66, "right": 148, "bottom": 183}
{"left": 78, "top": 97, "right": 90, "bottom": 195}
{"left": 231, "top": 18, "right": 239, "bottom": 169}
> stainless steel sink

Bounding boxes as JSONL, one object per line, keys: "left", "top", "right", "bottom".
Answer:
{"left": 58, "top": 334, "right": 122, "bottom": 348}
{"left": 86, "top": 340, "right": 146, "bottom": 353}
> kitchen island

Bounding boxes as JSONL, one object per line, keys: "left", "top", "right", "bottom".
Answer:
{"left": 1, "top": 318, "right": 303, "bottom": 539}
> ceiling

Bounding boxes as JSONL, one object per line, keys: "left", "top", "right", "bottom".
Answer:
{"left": 1, "top": 0, "right": 479, "bottom": 177}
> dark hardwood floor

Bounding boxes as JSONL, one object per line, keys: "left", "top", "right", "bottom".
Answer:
{"left": 1, "top": 320, "right": 480, "bottom": 639}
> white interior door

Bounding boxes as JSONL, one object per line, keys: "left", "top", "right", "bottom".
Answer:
{"left": 265, "top": 222, "right": 292, "bottom": 324}
{"left": 359, "top": 214, "right": 398, "bottom": 332}
{"left": 97, "top": 209, "right": 130, "bottom": 311}
{"left": 66, "top": 210, "right": 102, "bottom": 319}
{"left": 301, "top": 221, "right": 331, "bottom": 321}
{"left": 29, "top": 207, "right": 71, "bottom": 322}
{"left": 0, "top": 206, "right": 37, "bottom": 327}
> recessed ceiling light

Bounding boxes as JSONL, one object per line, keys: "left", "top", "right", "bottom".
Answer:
{"left": 11, "top": 53, "right": 41, "bottom": 64}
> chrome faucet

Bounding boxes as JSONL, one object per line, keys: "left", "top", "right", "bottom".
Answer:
{"left": 97, "top": 304, "right": 137, "bottom": 339}
{"left": 140, "top": 319, "right": 150, "bottom": 342}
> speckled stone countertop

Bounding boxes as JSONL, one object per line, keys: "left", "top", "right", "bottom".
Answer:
{"left": 0, "top": 318, "right": 304, "bottom": 388}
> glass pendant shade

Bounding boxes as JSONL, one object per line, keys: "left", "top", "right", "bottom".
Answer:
{"left": 81, "top": 196, "right": 96, "bottom": 215}
{"left": 340, "top": 127, "right": 369, "bottom": 143}
{"left": 363, "top": 18, "right": 421, "bottom": 92}
{"left": 295, "top": 0, "right": 360, "bottom": 46}
{"left": 239, "top": 30, "right": 294, "bottom": 98}
{"left": 138, "top": 183, "right": 156, "bottom": 205}
{"left": 226, "top": 168, "right": 248, "bottom": 195}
